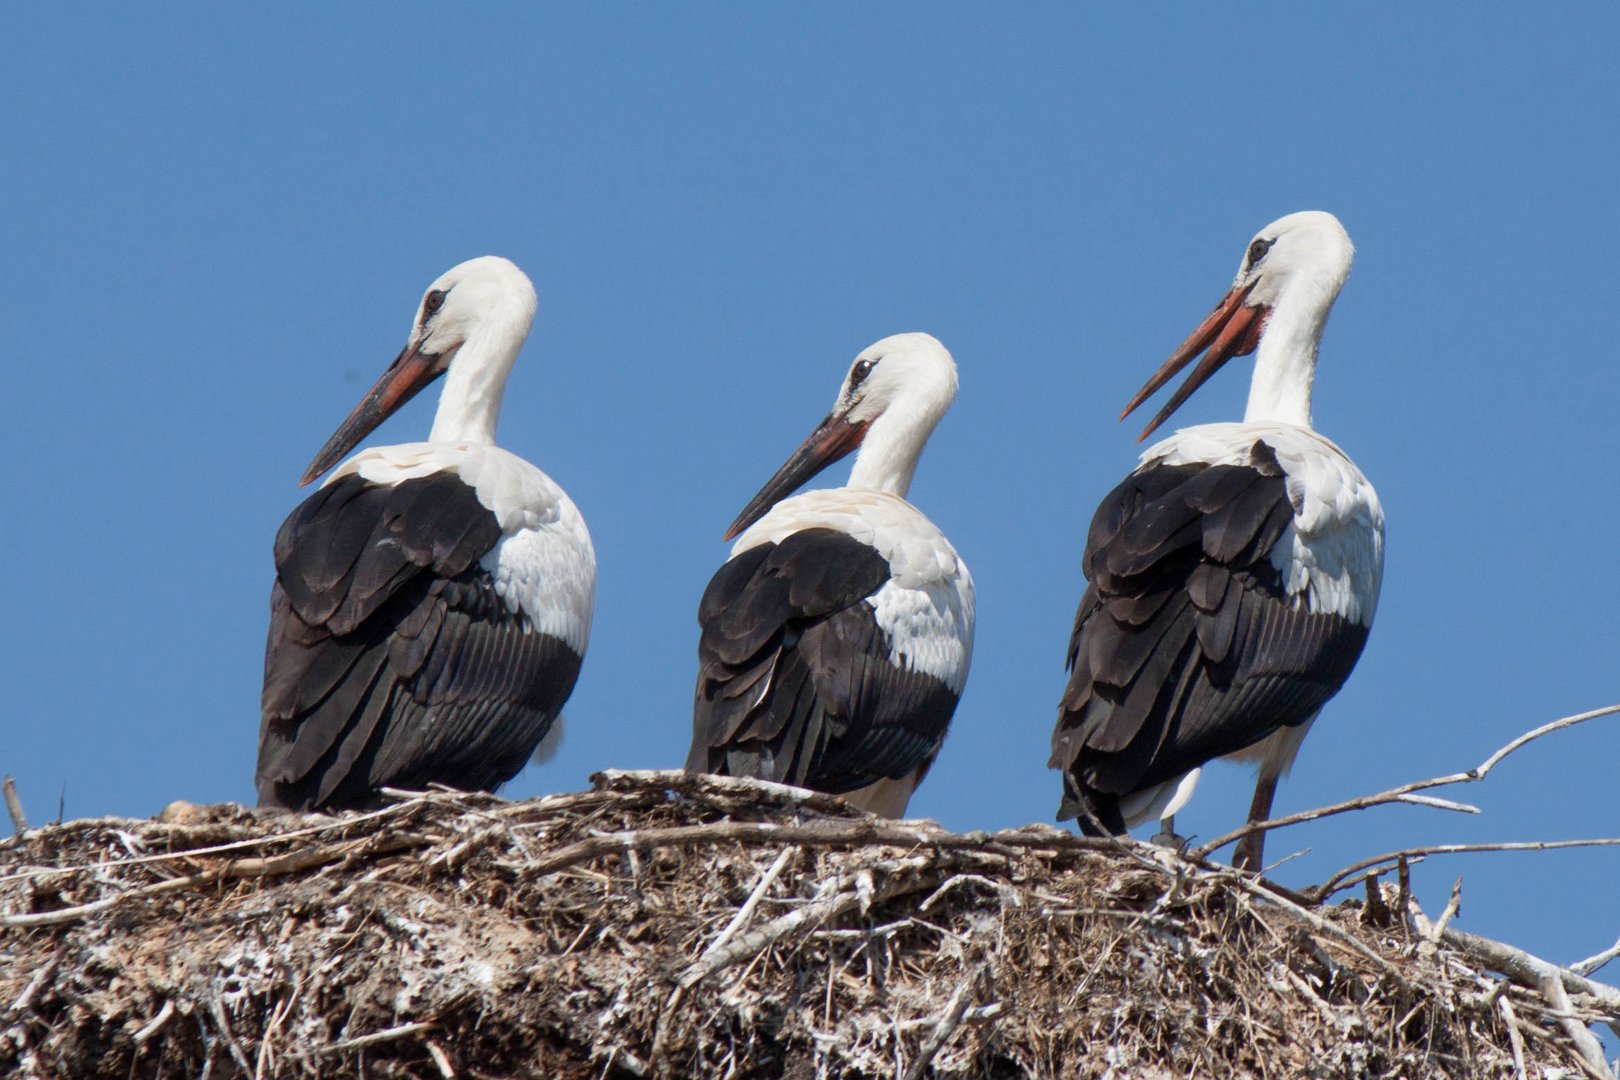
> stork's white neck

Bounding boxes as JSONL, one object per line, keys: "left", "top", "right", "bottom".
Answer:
{"left": 846, "top": 390, "right": 948, "bottom": 498}
{"left": 1243, "top": 291, "right": 1334, "bottom": 429}
{"left": 427, "top": 329, "right": 522, "bottom": 444}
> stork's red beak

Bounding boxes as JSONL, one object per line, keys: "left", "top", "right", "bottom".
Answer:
{"left": 723, "top": 411, "right": 870, "bottom": 541}
{"left": 1122, "top": 280, "right": 1268, "bottom": 442}
{"left": 299, "top": 341, "right": 446, "bottom": 486}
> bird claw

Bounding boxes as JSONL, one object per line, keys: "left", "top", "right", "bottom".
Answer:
{"left": 1150, "top": 828, "right": 1190, "bottom": 854}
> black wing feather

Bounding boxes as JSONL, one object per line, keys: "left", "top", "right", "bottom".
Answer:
{"left": 1051, "top": 444, "right": 1369, "bottom": 833}
{"left": 257, "top": 472, "right": 583, "bottom": 811}
{"left": 690, "top": 528, "right": 959, "bottom": 796}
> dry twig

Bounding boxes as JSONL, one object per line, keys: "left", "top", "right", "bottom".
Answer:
{"left": 1498, "top": 995, "right": 1529, "bottom": 1080}
{"left": 297, "top": 1021, "right": 438, "bottom": 1058}
{"left": 1313, "top": 838, "right": 1620, "bottom": 902}
{"left": 1538, "top": 972, "right": 1613, "bottom": 1079}
{"left": 1193, "top": 701, "right": 1620, "bottom": 861}
{"left": 1574, "top": 936, "right": 1620, "bottom": 978}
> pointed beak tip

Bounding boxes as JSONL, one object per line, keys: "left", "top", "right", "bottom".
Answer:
{"left": 293, "top": 341, "right": 444, "bottom": 493}
{"left": 1117, "top": 284, "right": 1264, "bottom": 446}
{"left": 721, "top": 411, "right": 865, "bottom": 547}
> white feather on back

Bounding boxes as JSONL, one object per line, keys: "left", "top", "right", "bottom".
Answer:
{"left": 1142, "top": 421, "right": 1384, "bottom": 626}
{"left": 731, "top": 489, "right": 975, "bottom": 691}
{"left": 330, "top": 442, "right": 596, "bottom": 654}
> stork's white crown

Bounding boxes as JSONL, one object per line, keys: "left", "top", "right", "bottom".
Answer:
{"left": 840, "top": 332, "right": 959, "bottom": 497}
{"left": 420, "top": 256, "right": 539, "bottom": 445}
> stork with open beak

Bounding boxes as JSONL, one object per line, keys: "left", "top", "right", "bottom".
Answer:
{"left": 688, "top": 333, "right": 975, "bottom": 817}
{"left": 257, "top": 256, "right": 595, "bottom": 811}
{"left": 1050, "top": 212, "right": 1383, "bottom": 872}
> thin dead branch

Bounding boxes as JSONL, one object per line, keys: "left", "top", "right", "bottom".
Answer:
{"left": 298, "top": 1022, "right": 439, "bottom": 1058}
{"left": 1499, "top": 995, "right": 1529, "bottom": 1080}
{"left": 1436, "top": 924, "right": 1620, "bottom": 1039}
{"left": 691, "top": 845, "right": 796, "bottom": 965}
{"left": 678, "top": 856, "right": 936, "bottom": 989}
{"left": 1574, "top": 936, "right": 1620, "bottom": 978}
{"left": 1193, "top": 701, "right": 1620, "bottom": 861}
{"left": 1313, "top": 838, "right": 1620, "bottom": 902}
{"left": 1539, "top": 973, "right": 1613, "bottom": 1079}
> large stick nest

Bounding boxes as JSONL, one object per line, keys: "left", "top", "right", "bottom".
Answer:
{"left": 1, "top": 771, "right": 1614, "bottom": 1078}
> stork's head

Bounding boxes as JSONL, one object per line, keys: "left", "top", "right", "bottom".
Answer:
{"left": 829, "top": 331, "right": 959, "bottom": 431}
{"left": 1123, "top": 211, "right": 1354, "bottom": 441}
{"left": 724, "top": 332, "right": 958, "bottom": 540}
{"left": 299, "top": 256, "right": 537, "bottom": 486}
{"left": 404, "top": 256, "right": 538, "bottom": 374}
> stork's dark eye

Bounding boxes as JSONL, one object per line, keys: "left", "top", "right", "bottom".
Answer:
{"left": 423, "top": 289, "right": 447, "bottom": 318}
{"left": 1246, "top": 238, "right": 1274, "bottom": 267}
{"left": 850, "top": 358, "right": 877, "bottom": 388}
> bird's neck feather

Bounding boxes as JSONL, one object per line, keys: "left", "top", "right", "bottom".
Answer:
{"left": 1244, "top": 288, "right": 1332, "bottom": 428}
{"left": 428, "top": 328, "right": 520, "bottom": 444}
{"left": 846, "top": 392, "right": 945, "bottom": 497}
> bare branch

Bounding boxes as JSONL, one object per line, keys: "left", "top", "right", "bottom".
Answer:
{"left": 1573, "top": 936, "right": 1620, "bottom": 979}
{"left": 296, "top": 1021, "right": 438, "bottom": 1058}
{"left": 1192, "top": 701, "right": 1620, "bottom": 861}
{"left": 0, "top": 797, "right": 431, "bottom": 885}
{"left": 425, "top": 1040, "right": 456, "bottom": 1080}
{"left": 205, "top": 991, "right": 253, "bottom": 1075}
{"left": 1393, "top": 793, "right": 1481, "bottom": 814}
{"left": 1312, "top": 838, "right": 1620, "bottom": 903}
{"left": 1429, "top": 877, "right": 1464, "bottom": 945}
{"left": 1498, "top": 995, "right": 1528, "bottom": 1080}
{"left": 603, "top": 1044, "right": 649, "bottom": 1077}
{"left": 1192, "top": 776, "right": 1476, "bottom": 861}
{"left": 678, "top": 856, "right": 936, "bottom": 988}
{"left": 6, "top": 962, "right": 53, "bottom": 1013}
{"left": 1476, "top": 703, "right": 1620, "bottom": 776}
{"left": 1437, "top": 925, "right": 1620, "bottom": 1041}
{"left": 591, "top": 768, "right": 864, "bottom": 818}
{"left": 517, "top": 817, "right": 1115, "bottom": 882}
{"left": 693, "top": 846, "right": 797, "bottom": 968}
{"left": 0, "top": 787, "right": 639, "bottom": 886}
{"left": 1538, "top": 971, "right": 1614, "bottom": 1079}
{"left": 133, "top": 999, "right": 177, "bottom": 1045}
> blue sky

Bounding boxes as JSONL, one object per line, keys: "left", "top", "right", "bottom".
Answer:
{"left": 6, "top": 8, "right": 1618, "bottom": 984}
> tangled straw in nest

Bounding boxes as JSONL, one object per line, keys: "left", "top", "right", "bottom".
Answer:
{"left": 1, "top": 702, "right": 1618, "bottom": 1078}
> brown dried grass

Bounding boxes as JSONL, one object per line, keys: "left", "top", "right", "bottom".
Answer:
{"left": 0, "top": 770, "right": 1612, "bottom": 1078}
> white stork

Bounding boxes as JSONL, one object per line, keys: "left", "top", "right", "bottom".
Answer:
{"left": 1050, "top": 211, "right": 1383, "bottom": 871}
{"left": 688, "top": 333, "right": 975, "bottom": 817}
{"left": 257, "top": 256, "right": 595, "bottom": 811}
